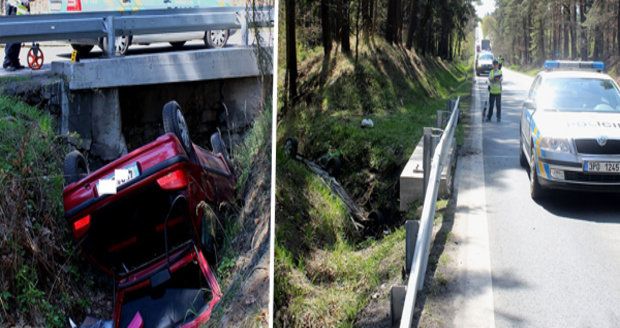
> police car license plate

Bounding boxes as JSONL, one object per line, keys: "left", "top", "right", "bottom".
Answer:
{"left": 583, "top": 161, "right": 620, "bottom": 173}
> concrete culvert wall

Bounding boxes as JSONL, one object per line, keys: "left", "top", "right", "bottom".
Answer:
{"left": 119, "top": 77, "right": 265, "bottom": 154}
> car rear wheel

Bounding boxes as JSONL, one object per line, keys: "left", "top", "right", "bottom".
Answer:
{"left": 64, "top": 150, "right": 89, "bottom": 185}
{"left": 170, "top": 41, "right": 186, "bottom": 49}
{"left": 162, "top": 100, "right": 194, "bottom": 158}
{"left": 211, "top": 130, "right": 234, "bottom": 175}
{"left": 529, "top": 145, "right": 544, "bottom": 200}
{"left": 71, "top": 44, "right": 94, "bottom": 57}
{"left": 204, "top": 30, "right": 229, "bottom": 48}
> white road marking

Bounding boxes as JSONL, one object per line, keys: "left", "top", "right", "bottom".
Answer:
{"left": 451, "top": 76, "right": 496, "bottom": 327}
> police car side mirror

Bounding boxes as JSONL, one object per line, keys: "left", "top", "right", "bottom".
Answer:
{"left": 523, "top": 99, "right": 536, "bottom": 111}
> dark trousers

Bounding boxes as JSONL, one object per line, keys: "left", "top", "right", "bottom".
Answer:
{"left": 487, "top": 93, "right": 501, "bottom": 120}
{"left": 3, "top": 5, "right": 21, "bottom": 68}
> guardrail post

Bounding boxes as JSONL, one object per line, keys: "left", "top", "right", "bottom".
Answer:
{"left": 105, "top": 16, "right": 115, "bottom": 57}
{"left": 447, "top": 99, "right": 455, "bottom": 112}
{"left": 422, "top": 127, "right": 432, "bottom": 197}
{"left": 436, "top": 110, "right": 450, "bottom": 128}
{"left": 405, "top": 220, "right": 419, "bottom": 275}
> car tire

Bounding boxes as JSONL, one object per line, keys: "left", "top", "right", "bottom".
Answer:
{"left": 71, "top": 44, "right": 94, "bottom": 57}
{"left": 100, "top": 35, "right": 131, "bottom": 56}
{"left": 162, "top": 100, "right": 195, "bottom": 158}
{"left": 519, "top": 132, "right": 528, "bottom": 168}
{"left": 204, "top": 29, "right": 230, "bottom": 48}
{"left": 64, "top": 150, "right": 89, "bottom": 185}
{"left": 170, "top": 41, "right": 186, "bottom": 49}
{"left": 284, "top": 137, "right": 298, "bottom": 158}
{"left": 529, "top": 145, "right": 544, "bottom": 200}
{"left": 211, "top": 130, "right": 235, "bottom": 175}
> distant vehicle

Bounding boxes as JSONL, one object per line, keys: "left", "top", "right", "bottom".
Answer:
{"left": 481, "top": 39, "right": 491, "bottom": 51}
{"left": 519, "top": 60, "right": 620, "bottom": 199}
{"left": 49, "top": 0, "right": 242, "bottom": 55}
{"left": 63, "top": 101, "right": 236, "bottom": 326}
{"left": 475, "top": 51, "right": 494, "bottom": 76}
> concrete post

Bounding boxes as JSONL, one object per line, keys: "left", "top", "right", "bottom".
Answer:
{"left": 64, "top": 88, "right": 127, "bottom": 161}
{"left": 90, "top": 89, "right": 127, "bottom": 161}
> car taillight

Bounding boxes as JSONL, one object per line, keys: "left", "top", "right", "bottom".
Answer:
{"left": 73, "top": 215, "right": 90, "bottom": 239}
{"left": 66, "top": 0, "right": 81, "bottom": 11}
{"left": 156, "top": 169, "right": 188, "bottom": 190}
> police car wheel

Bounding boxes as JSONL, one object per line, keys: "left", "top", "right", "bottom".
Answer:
{"left": 529, "top": 146, "right": 544, "bottom": 200}
{"left": 519, "top": 133, "right": 528, "bottom": 168}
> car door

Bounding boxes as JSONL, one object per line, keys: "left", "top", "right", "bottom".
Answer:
{"left": 522, "top": 75, "right": 541, "bottom": 152}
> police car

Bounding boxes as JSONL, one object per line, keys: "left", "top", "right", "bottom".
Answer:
{"left": 520, "top": 60, "right": 620, "bottom": 199}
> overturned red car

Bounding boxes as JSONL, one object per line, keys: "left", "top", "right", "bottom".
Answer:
{"left": 62, "top": 101, "right": 236, "bottom": 327}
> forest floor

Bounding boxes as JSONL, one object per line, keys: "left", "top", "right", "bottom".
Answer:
{"left": 275, "top": 38, "right": 472, "bottom": 327}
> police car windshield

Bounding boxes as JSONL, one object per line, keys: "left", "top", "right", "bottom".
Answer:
{"left": 479, "top": 54, "right": 493, "bottom": 61}
{"left": 537, "top": 77, "right": 620, "bottom": 113}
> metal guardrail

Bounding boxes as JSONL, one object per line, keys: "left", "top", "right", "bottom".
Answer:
{"left": 0, "top": 6, "right": 273, "bottom": 56}
{"left": 399, "top": 96, "right": 460, "bottom": 328}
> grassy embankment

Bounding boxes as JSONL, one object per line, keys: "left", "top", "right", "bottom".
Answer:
{"left": 275, "top": 38, "right": 472, "bottom": 327}
{"left": 0, "top": 96, "right": 107, "bottom": 327}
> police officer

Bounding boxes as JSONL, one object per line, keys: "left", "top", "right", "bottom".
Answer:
{"left": 3, "top": 0, "right": 31, "bottom": 71}
{"left": 486, "top": 59, "right": 503, "bottom": 123}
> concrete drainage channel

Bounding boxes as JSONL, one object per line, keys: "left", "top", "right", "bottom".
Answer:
{"left": 391, "top": 98, "right": 460, "bottom": 327}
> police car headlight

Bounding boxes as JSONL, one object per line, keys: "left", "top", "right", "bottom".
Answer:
{"left": 540, "top": 137, "right": 572, "bottom": 153}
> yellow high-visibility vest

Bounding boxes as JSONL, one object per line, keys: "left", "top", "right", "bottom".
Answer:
{"left": 489, "top": 69, "right": 503, "bottom": 95}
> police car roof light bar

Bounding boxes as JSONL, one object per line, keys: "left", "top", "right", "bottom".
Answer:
{"left": 544, "top": 60, "right": 605, "bottom": 72}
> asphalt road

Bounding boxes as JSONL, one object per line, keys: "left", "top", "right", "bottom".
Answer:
{"left": 474, "top": 68, "right": 620, "bottom": 327}
{"left": 0, "top": 28, "right": 273, "bottom": 78}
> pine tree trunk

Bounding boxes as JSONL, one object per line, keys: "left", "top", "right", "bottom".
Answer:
{"left": 539, "top": 15, "right": 546, "bottom": 63}
{"left": 321, "top": 0, "right": 332, "bottom": 57}
{"left": 405, "top": 0, "right": 418, "bottom": 49}
{"left": 285, "top": 0, "right": 297, "bottom": 103}
{"left": 570, "top": 0, "right": 577, "bottom": 58}
{"left": 362, "top": 0, "right": 371, "bottom": 39}
{"left": 386, "top": 0, "right": 396, "bottom": 43}
{"left": 417, "top": 0, "right": 432, "bottom": 54}
{"left": 617, "top": 0, "right": 620, "bottom": 55}
{"left": 580, "top": 0, "right": 588, "bottom": 60}
{"left": 341, "top": 0, "right": 351, "bottom": 54}
{"left": 439, "top": 0, "right": 450, "bottom": 58}
{"left": 563, "top": 5, "right": 569, "bottom": 58}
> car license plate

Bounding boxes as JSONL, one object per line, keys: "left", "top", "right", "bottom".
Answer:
{"left": 96, "top": 163, "right": 140, "bottom": 195}
{"left": 583, "top": 161, "right": 620, "bottom": 173}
